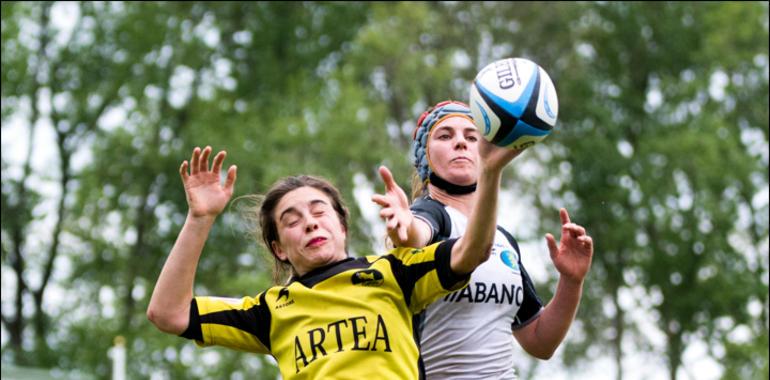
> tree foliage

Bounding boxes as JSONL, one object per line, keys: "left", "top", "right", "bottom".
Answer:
{"left": 2, "top": 2, "right": 767, "bottom": 379}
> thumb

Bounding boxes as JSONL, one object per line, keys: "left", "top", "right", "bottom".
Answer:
{"left": 545, "top": 233, "right": 558, "bottom": 262}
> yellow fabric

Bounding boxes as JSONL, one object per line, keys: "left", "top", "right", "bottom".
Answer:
{"left": 191, "top": 240, "right": 466, "bottom": 380}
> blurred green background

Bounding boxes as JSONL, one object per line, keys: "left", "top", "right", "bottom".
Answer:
{"left": 1, "top": 1, "right": 768, "bottom": 379}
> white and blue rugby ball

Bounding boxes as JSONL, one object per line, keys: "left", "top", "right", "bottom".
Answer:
{"left": 469, "top": 58, "right": 559, "bottom": 150}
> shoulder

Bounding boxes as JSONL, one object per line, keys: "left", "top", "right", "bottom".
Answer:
{"left": 496, "top": 226, "right": 521, "bottom": 254}
{"left": 411, "top": 196, "right": 446, "bottom": 214}
{"left": 384, "top": 240, "right": 456, "bottom": 266}
{"left": 411, "top": 196, "right": 452, "bottom": 241}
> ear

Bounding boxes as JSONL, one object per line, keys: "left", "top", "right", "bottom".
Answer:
{"left": 271, "top": 241, "right": 288, "bottom": 262}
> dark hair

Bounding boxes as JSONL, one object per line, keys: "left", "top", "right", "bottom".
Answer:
{"left": 241, "top": 175, "right": 349, "bottom": 284}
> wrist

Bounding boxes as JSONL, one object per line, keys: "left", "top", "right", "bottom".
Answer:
{"left": 477, "top": 168, "right": 503, "bottom": 190}
{"left": 186, "top": 211, "right": 217, "bottom": 226}
{"left": 559, "top": 275, "right": 584, "bottom": 289}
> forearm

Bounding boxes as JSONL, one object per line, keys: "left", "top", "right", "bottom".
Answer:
{"left": 450, "top": 168, "right": 501, "bottom": 273}
{"left": 519, "top": 277, "right": 584, "bottom": 358}
{"left": 147, "top": 213, "right": 215, "bottom": 334}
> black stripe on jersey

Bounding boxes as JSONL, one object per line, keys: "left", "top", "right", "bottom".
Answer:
{"left": 180, "top": 298, "right": 203, "bottom": 341}
{"left": 193, "top": 293, "right": 273, "bottom": 351}
{"left": 386, "top": 256, "right": 434, "bottom": 309}
{"left": 433, "top": 238, "right": 467, "bottom": 290}
{"left": 386, "top": 239, "right": 463, "bottom": 308}
{"left": 294, "top": 257, "right": 372, "bottom": 288}
{"left": 496, "top": 226, "right": 521, "bottom": 254}
{"left": 498, "top": 226, "right": 545, "bottom": 330}
{"left": 511, "top": 262, "right": 544, "bottom": 331}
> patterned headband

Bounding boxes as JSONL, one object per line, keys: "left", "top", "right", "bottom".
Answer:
{"left": 411, "top": 100, "right": 474, "bottom": 182}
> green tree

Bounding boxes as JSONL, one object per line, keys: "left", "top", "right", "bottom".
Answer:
{"left": 544, "top": 2, "right": 769, "bottom": 379}
{"left": 2, "top": 2, "right": 767, "bottom": 379}
{"left": 43, "top": 2, "right": 374, "bottom": 378}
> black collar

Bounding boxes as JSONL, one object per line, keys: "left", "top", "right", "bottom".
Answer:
{"left": 290, "top": 257, "right": 371, "bottom": 288}
{"left": 429, "top": 172, "right": 477, "bottom": 195}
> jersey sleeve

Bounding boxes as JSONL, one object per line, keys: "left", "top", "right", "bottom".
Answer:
{"left": 386, "top": 238, "right": 470, "bottom": 314}
{"left": 496, "top": 226, "right": 544, "bottom": 330}
{"left": 410, "top": 197, "right": 451, "bottom": 243}
{"left": 180, "top": 293, "right": 272, "bottom": 354}
{"left": 511, "top": 262, "right": 544, "bottom": 330}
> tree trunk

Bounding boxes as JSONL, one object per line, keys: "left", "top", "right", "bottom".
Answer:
{"left": 665, "top": 327, "right": 682, "bottom": 380}
{"left": 613, "top": 289, "right": 624, "bottom": 380}
{"left": 1, "top": 2, "right": 53, "bottom": 363}
{"left": 31, "top": 138, "right": 70, "bottom": 358}
{"left": 8, "top": 229, "right": 26, "bottom": 363}
{"left": 121, "top": 191, "right": 150, "bottom": 333}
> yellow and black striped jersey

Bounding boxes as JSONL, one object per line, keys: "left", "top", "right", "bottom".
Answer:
{"left": 180, "top": 239, "right": 467, "bottom": 379}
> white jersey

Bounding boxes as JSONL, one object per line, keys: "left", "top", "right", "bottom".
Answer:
{"left": 412, "top": 197, "right": 543, "bottom": 380}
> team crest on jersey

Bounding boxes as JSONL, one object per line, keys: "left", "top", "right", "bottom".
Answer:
{"left": 500, "top": 250, "right": 520, "bottom": 274}
{"left": 351, "top": 269, "right": 384, "bottom": 287}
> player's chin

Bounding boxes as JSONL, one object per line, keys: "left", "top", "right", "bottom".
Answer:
{"left": 445, "top": 171, "right": 476, "bottom": 185}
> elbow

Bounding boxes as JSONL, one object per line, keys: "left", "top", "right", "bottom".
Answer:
{"left": 146, "top": 306, "right": 184, "bottom": 335}
{"left": 146, "top": 307, "right": 159, "bottom": 325}
{"left": 146, "top": 307, "right": 165, "bottom": 330}
{"left": 454, "top": 243, "right": 493, "bottom": 274}
{"left": 524, "top": 346, "right": 556, "bottom": 360}
{"left": 479, "top": 243, "right": 493, "bottom": 264}
{"left": 469, "top": 243, "right": 493, "bottom": 269}
{"left": 533, "top": 350, "right": 555, "bottom": 361}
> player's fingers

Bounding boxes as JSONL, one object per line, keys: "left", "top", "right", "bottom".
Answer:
{"left": 378, "top": 166, "right": 396, "bottom": 191}
{"left": 371, "top": 194, "right": 390, "bottom": 207}
{"left": 190, "top": 147, "right": 201, "bottom": 174}
{"left": 578, "top": 236, "right": 593, "bottom": 251}
{"left": 180, "top": 161, "right": 189, "bottom": 181}
{"left": 199, "top": 146, "right": 212, "bottom": 173}
{"left": 386, "top": 217, "right": 399, "bottom": 230}
{"left": 545, "top": 233, "right": 559, "bottom": 261}
{"left": 379, "top": 208, "right": 394, "bottom": 220}
{"left": 560, "top": 208, "right": 571, "bottom": 225}
{"left": 224, "top": 165, "right": 237, "bottom": 191}
{"left": 211, "top": 150, "right": 226, "bottom": 174}
{"left": 564, "top": 223, "right": 586, "bottom": 237}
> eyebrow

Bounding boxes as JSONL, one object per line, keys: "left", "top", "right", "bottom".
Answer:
{"left": 279, "top": 199, "right": 329, "bottom": 222}
{"left": 434, "top": 125, "right": 478, "bottom": 134}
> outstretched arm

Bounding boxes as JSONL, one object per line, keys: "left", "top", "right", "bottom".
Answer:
{"left": 371, "top": 166, "right": 432, "bottom": 248}
{"left": 449, "top": 140, "right": 522, "bottom": 274}
{"left": 514, "top": 208, "right": 594, "bottom": 359}
{"left": 147, "top": 146, "right": 237, "bottom": 335}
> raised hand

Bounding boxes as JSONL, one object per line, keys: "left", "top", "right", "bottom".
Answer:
{"left": 545, "top": 208, "right": 594, "bottom": 284}
{"left": 371, "top": 166, "right": 412, "bottom": 245}
{"left": 179, "top": 146, "right": 237, "bottom": 219}
{"left": 477, "top": 138, "right": 524, "bottom": 174}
